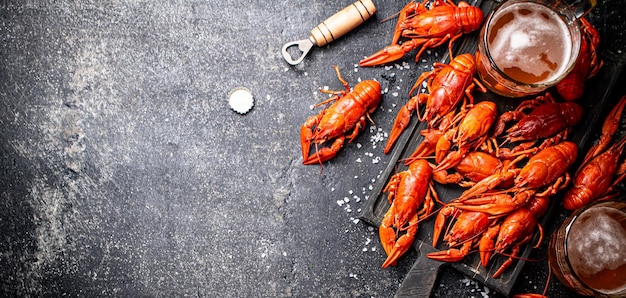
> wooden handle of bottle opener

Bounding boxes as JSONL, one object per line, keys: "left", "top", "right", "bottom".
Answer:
{"left": 309, "top": 0, "right": 377, "bottom": 47}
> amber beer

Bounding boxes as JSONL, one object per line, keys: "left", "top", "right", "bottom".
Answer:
{"left": 476, "top": 0, "right": 582, "bottom": 97}
{"left": 549, "top": 201, "right": 626, "bottom": 296}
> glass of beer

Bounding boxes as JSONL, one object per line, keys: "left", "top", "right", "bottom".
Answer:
{"left": 476, "top": 0, "right": 594, "bottom": 97}
{"left": 548, "top": 201, "right": 626, "bottom": 297}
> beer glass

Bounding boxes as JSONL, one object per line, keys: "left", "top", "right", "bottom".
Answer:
{"left": 548, "top": 201, "right": 626, "bottom": 297}
{"left": 476, "top": 0, "right": 596, "bottom": 97}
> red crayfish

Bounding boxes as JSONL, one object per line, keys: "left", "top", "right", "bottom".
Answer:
{"left": 458, "top": 141, "right": 578, "bottom": 205}
{"left": 556, "top": 17, "right": 603, "bottom": 101}
{"left": 379, "top": 159, "right": 439, "bottom": 267}
{"left": 359, "top": 0, "right": 483, "bottom": 66}
{"left": 478, "top": 195, "right": 548, "bottom": 278}
{"left": 490, "top": 93, "right": 583, "bottom": 158}
{"left": 300, "top": 66, "right": 381, "bottom": 165}
{"left": 432, "top": 100, "right": 497, "bottom": 171}
{"left": 427, "top": 207, "right": 492, "bottom": 262}
{"left": 384, "top": 53, "right": 486, "bottom": 154}
{"left": 432, "top": 151, "right": 509, "bottom": 187}
{"left": 563, "top": 95, "right": 626, "bottom": 210}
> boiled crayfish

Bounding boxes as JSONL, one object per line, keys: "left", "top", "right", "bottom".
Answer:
{"left": 427, "top": 207, "right": 493, "bottom": 262}
{"left": 384, "top": 53, "right": 486, "bottom": 154}
{"left": 458, "top": 141, "right": 578, "bottom": 204}
{"left": 433, "top": 100, "right": 497, "bottom": 171}
{"left": 379, "top": 159, "right": 439, "bottom": 267}
{"left": 490, "top": 93, "right": 583, "bottom": 158}
{"left": 359, "top": 0, "right": 483, "bottom": 66}
{"left": 432, "top": 151, "right": 509, "bottom": 187}
{"left": 478, "top": 197, "right": 546, "bottom": 278}
{"left": 556, "top": 17, "right": 603, "bottom": 101}
{"left": 563, "top": 95, "right": 626, "bottom": 210}
{"left": 300, "top": 66, "right": 381, "bottom": 165}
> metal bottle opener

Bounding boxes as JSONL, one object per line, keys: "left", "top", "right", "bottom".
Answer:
{"left": 281, "top": 0, "right": 377, "bottom": 65}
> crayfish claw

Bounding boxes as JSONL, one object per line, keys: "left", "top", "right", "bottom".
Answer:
{"left": 359, "top": 40, "right": 423, "bottom": 67}
{"left": 426, "top": 247, "right": 468, "bottom": 262}
{"left": 359, "top": 44, "right": 407, "bottom": 67}
{"left": 384, "top": 97, "right": 419, "bottom": 154}
{"left": 381, "top": 233, "right": 415, "bottom": 268}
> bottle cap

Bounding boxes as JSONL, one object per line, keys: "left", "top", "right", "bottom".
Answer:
{"left": 228, "top": 87, "right": 254, "bottom": 114}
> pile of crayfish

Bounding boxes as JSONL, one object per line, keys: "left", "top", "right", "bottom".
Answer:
{"left": 563, "top": 94, "right": 626, "bottom": 211}
{"left": 359, "top": 1, "right": 606, "bottom": 278}
{"left": 298, "top": 0, "right": 614, "bottom": 289}
{"left": 378, "top": 91, "right": 586, "bottom": 278}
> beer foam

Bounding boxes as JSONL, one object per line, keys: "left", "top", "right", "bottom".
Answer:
{"left": 567, "top": 207, "right": 626, "bottom": 293}
{"left": 488, "top": 2, "right": 572, "bottom": 82}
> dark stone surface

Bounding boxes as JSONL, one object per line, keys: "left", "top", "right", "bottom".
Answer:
{"left": 1, "top": 0, "right": 624, "bottom": 297}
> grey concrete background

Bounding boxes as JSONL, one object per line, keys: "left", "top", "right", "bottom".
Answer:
{"left": 1, "top": 0, "right": 624, "bottom": 297}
